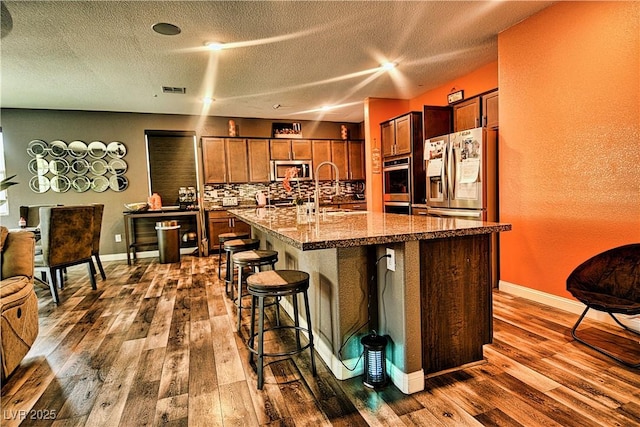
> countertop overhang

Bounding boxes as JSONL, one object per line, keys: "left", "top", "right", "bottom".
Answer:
{"left": 230, "top": 207, "right": 512, "bottom": 251}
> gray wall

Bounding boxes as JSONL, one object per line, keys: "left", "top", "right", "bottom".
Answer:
{"left": 1, "top": 108, "right": 362, "bottom": 255}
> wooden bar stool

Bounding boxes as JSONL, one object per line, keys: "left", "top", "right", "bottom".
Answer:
{"left": 223, "top": 238, "right": 260, "bottom": 298}
{"left": 231, "top": 249, "right": 279, "bottom": 332}
{"left": 246, "top": 270, "right": 317, "bottom": 390}
{"left": 217, "top": 231, "right": 250, "bottom": 280}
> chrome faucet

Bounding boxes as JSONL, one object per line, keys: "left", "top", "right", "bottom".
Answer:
{"left": 314, "top": 161, "right": 340, "bottom": 215}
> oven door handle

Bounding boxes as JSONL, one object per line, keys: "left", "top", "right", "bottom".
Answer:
{"left": 384, "top": 202, "right": 410, "bottom": 206}
{"left": 383, "top": 164, "right": 409, "bottom": 172}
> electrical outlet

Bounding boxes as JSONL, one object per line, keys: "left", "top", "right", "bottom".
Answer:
{"left": 386, "top": 248, "right": 395, "bottom": 271}
{"left": 115, "top": 234, "right": 122, "bottom": 243}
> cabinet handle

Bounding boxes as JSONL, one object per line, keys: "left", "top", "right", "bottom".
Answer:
{"left": 475, "top": 117, "right": 479, "bottom": 128}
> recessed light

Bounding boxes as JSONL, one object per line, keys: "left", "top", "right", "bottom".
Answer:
{"left": 205, "top": 41, "right": 224, "bottom": 51}
{"left": 202, "top": 97, "right": 214, "bottom": 105}
{"left": 272, "top": 104, "right": 281, "bottom": 109}
{"left": 152, "top": 22, "right": 181, "bottom": 36}
{"left": 381, "top": 61, "right": 397, "bottom": 70}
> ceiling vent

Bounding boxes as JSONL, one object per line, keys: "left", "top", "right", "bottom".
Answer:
{"left": 162, "top": 86, "right": 186, "bottom": 94}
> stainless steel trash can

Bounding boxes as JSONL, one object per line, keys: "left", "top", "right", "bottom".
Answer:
{"left": 156, "top": 221, "right": 181, "bottom": 263}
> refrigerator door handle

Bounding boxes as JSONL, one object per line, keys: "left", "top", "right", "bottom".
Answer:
{"left": 447, "top": 142, "right": 455, "bottom": 202}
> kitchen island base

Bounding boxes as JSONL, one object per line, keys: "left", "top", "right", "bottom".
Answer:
{"left": 251, "top": 227, "right": 493, "bottom": 394}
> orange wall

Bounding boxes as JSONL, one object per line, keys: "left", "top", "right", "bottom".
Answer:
{"left": 409, "top": 61, "right": 499, "bottom": 108}
{"left": 364, "top": 97, "right": 409, "bottom": 212}
{"left": 498, "top": 1, "right": 640, "bottom": 298}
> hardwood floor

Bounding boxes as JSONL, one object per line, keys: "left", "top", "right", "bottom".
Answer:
{"left": 2, "top": 255, "right": 639, "bottom": 426}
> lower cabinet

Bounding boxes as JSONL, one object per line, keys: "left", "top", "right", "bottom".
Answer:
{"left": 207, "top": 210, "right": 251, "bottom": 252}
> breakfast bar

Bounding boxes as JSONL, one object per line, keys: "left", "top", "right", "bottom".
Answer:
{"left": 230, "top": 207, "right": 511, "bottom": 394}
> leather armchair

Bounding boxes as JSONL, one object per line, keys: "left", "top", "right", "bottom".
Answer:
{"left": 0, "top": 226, "right": 39, "bottom": 381}
{"left": 34, "top": 206, "right": 96, "bottom": 304}
{"left": 91, "top": 203, "right": 106, "bottom": 280}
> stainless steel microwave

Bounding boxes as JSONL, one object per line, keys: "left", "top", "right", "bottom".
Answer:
{"left": 270, "top": 160, "right": 313, "bottom": 181}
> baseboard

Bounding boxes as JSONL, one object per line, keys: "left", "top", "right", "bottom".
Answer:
{"left": 498, "top": 280, "right": 640, "bottom": 330}
{"left": 388, "top": 364, "right": 425, "bottom": 394}
{"left": 99, "top": 248, "right": 198, "bottom": 262}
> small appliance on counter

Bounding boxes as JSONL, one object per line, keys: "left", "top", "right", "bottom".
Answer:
{"left": 179, "top": 186, "right": 198, "bottom": 210}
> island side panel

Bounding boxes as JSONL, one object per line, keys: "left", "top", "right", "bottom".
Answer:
{"left": 253, "top": 227, "right": 372, "bottom": 378}
{"left": 376, "top": 242, "right": 424, "bottom": 391}
{"left": 420, "top": 234, "right": 491, "bottom": 374}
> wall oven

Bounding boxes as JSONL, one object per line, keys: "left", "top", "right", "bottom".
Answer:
{"left": 383, "top": 157, "right": 411, "bottom": 203}
{"left": 270, "top": 160, "right": 313, "bottom": 181}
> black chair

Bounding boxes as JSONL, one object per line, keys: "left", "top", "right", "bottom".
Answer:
{"left": 566, "top": 243, "right": 640, "bottom": 368}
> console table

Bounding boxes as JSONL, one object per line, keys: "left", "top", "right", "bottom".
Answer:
{"left": 123, "top": 210, "right": 203, "bottom": 265}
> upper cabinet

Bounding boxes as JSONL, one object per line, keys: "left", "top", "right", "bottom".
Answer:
{"left": 381, "top": 112, "right": 422, "bottom": 158}
{"left": 203, "top": 136, "right": 365, "bottom": 184}
{"left": 347, "top": 140, "right": 365, "bottom": 180}
{"left": 203, "top": 137, "right": 270, "bottom": 184}
{"left": 202, "top": 137, "right": 226, "bottom": 184}
{"left": 270, "top": 139, "right": 312, "bottom": 160}
{"left": 482, "top": 90, "right": 499, "bottom": 130}
{"left": 453, "top": 89, "right": 499, "bottom": 132}
{"left": 225, "top": 139, "right": 249, "bottom": 183}
{"left": 453, "top": 97, "right": 481, "bottom": 132}
{"left": 247, "top": 139, "right": 271, "bottom": 182}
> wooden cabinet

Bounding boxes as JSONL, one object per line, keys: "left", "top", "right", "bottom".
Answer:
{"left": 339, "top": 202, "right": 366, "bottom": 211}
{"left": 331, "top": 140, "right": 348, "bottom": 181}
{"left": 453, "top": 97, "right": 481, "bottom": 132}
{"left": 380, "top": 112, "right": 422, "bottom": 158}
{"left": 202, "top": 137, "right": 226, "bottom": 184}
{"left": 225, "top": 139, "right": 249, "bottom": 183}
{"left": 270, "top": 139, "right": 312, "bottom": 160}
{"left": 204, "top": 137, "right": 269, "bottom": 183}
{"left": 312, "top": 140, "right": 332, "bottom": 180}
{"left": 482, "top": 90, "right": 499, "bottom": 130}
{"left": 347, "top": 140, "right": 365, "bottom": 180}
{"left": 247, "top": 139, "right": 270, "bottom": 182}
{"left": 380, "top": 120, "right": 395, "bottom": 158}
{"left": 207, "top": 210, "right": 251, "bottom": 251}
{"left": 394, "top": 114, "right": 412, "bottom": 155}
{"left": 423, "top": 105, "right": 452, "bottom": 140}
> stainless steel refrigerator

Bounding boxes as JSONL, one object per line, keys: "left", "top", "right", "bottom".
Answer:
{"left": 424, "top": 126, "right": 497, "bottom": 221}
{"left": 425, "top": 126, "right": 499, "bottom": 286}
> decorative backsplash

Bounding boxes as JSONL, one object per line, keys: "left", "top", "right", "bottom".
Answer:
{"left": 203, "top": 181, "right": 365, "bottom": 207}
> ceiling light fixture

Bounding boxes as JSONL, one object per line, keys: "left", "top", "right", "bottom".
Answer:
{"left": 205, "top": 41, "right": 224, "bottom": 51}
{"left": 152, "top": 22, "right": 181, "bottom": 36}
{"left": 202, "top": 97, "right": 214, "bottom": 105}
{"left": 272, "top": 104, "right": 281, "bottom": 109}
{"left": 381, "top": 61, "right": 397, "bottom": 71}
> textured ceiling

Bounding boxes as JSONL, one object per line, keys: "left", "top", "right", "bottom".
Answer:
{"left": 1, "top": 1, "right": 553, "bottom": 123}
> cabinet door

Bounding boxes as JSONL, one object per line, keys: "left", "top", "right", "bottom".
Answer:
{"left": 312, "top": 140, "right": 332, "bottom": 180}
{"left": 347, "top": 140, "right": 365, "bottom": 180}
{"left": 232, "top": 218, "right": 251, "bottom": 235}
{"left": 202, "top": 137, "right": 226, "bottom": 183}
{"left": 381, "top": 121, "right": 395, "bottom": 158}
{"left": 292, "top": 139, "right": 312, "bottom": 159}
{"left": 331, "top": 140, "right": 348, "bottom": 181}
{"left": 208, "top": 214, "right": 233, "bottom": 251}
{"left": 270, "top": 139, "right": 291, "bottom": 160}
{"left": 395, "top": 115, "right": 412, "bottom": 155}
{"left": 483, "top": 90, "right": 499, "bottom": 130}
{"left": 454, "top": 97, "right": 481, "bottom": 131}
{"left": 225, "top": 139, "right": 249, "bottom": 183}
{"left": 248, "top": 139, "right": 270, "bottom": 182}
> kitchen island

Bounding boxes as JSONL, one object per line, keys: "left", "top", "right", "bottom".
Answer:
{"left": 230, "top": 207, "right": 511, "bottom": 394}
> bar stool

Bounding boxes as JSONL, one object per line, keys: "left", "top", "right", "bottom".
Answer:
{"left": 223, "top": 238, "right": 260, "bottom": 298}
{"left": 246, "top": 270, "right": 317, "bottom": 390}
{"left": 231, "top": 249, "right": 279, "bottom": 332}
{"left": 217, "top": 231, "right": 250, "bottom": 280}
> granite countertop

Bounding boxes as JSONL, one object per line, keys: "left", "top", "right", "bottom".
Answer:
{"left": 229, "top": 207, "right": 512, "bottom": 251}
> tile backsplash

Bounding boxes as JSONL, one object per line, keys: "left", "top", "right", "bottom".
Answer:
{"left": 203, "top": 181, "right": 365, "bottom": 207}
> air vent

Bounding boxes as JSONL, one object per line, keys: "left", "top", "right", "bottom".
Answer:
{"left": 162, "top": 86, "right": 186, "bottom": 94}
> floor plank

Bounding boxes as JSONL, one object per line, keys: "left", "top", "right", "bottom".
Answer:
{"left": 2, "top": 255, "right": 639, "bottom": 426}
